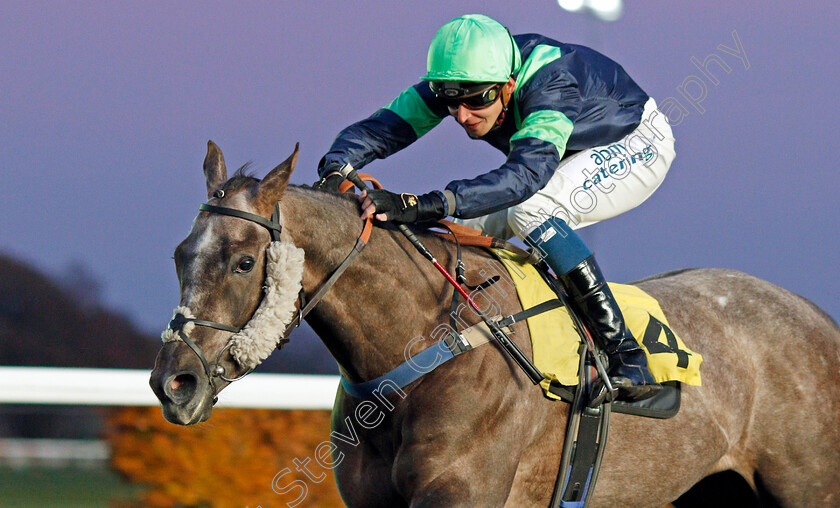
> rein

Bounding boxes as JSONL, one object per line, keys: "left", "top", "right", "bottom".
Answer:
{"left": 166, "top": 191, "right": 374, "bottom": 402}
{"left": 165, "top": 172, "right": 540, "bottom": 403}
{"left": 280, "top": 218, "right": 373, "bottom": 336}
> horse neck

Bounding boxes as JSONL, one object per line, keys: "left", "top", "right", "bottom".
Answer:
{"left": 282, "top": 187, "right": 448, "bottom": 382}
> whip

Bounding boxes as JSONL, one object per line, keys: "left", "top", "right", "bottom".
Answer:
{"left": 338, "top": 164, "right": 545, "bottom": 385}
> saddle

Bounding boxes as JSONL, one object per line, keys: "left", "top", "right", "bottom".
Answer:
{"left": 335, "top": 176, "right": 698, "bottom": 507}
{"left": 434, "top": 221, "right": 702, "bottom": 508}
{"left": 334, "top": 202, "right": 700, "bottom": 507}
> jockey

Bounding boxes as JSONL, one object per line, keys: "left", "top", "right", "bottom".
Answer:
{"left": 316, "top": 14, "right": 675, "bottom": 401}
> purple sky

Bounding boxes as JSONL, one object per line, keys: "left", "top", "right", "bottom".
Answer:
{"left": 1, "top": 1, "right": 838, "bottom": 340}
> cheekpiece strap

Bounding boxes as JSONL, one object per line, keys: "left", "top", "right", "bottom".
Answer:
{"left": 270, "top": 203, "right": 282, "bottom": 242}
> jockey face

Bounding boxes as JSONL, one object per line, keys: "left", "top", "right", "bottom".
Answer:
{"left": 447, "top": 77, "right": 515, "bottom": 138}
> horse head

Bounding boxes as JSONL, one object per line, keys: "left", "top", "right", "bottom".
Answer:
{"left": 150, "top": 140, "right": 302, "bottom": 425}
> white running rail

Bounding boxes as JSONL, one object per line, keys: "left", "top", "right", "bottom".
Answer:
{"left": 0, "top": 367, "right": 339, "bottom": 409}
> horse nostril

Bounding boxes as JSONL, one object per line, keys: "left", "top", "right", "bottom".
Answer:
{"left": 164, "top": 373, "right": 198, "bottom": 405}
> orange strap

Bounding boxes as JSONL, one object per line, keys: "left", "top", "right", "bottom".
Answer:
{"left": 360, "top": 213, "right": 373, "bottom": 244}
{"left": 436, "top": 219, "right": 488, "bottom": 239}
{"left": 435, "top": 219, "right": 538, "bottom": 262}
{"left": 338, "top": 173, "right": 381, "bottom": 244}
{"left": 434, "top": 219, "right": 497, "bottom": 249}
{"left": 338, "top": 173, "right": 383, "bottom": 193}
{"left": 439, "top": 220, "right": 483, "bottom": 236}
{"left": 337, "top": 175, "right": 532, "bottom": 260}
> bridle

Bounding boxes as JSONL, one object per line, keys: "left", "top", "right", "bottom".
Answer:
{"left": 165, "top": 201, "right": 284, "bottom": 400}
{"left": 166, "top": 191, "right": 373, "bottom": 403}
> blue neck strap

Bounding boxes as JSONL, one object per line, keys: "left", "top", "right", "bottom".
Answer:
{"left": 340, "top": 337, "right": 459, "bottom": 399}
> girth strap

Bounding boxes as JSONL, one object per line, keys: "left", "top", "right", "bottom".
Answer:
{"left": 551, "top": 345, "right": 612, "bottom": 508}
{"left": 340, "top": 337, "right": 456, "bottom": 399}
{"left": 497, "top": 299, "right": 564, "bottom": 328}
{"left": 341, "top": 295, "right": 568, "bottom": 399}
{"left": 340, "top": 320, "right": 498, "bottom": 399}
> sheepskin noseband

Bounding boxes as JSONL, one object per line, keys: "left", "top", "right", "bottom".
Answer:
{"left": 161, "top": 305, "right": 196, "bottom": 343}
{"left": 161, "top": 240, "right": 305, "bottom": 370}
{"left": 230, "top": 241, "right": 304, "bottom": 368}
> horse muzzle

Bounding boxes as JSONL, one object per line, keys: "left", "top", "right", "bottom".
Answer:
{"left": 150, "top": 342, "right": 218, "bottom": 425}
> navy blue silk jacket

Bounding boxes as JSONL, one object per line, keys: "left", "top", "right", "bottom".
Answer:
{"left": 319, "top": 34, "right": 649, "bottom": 219}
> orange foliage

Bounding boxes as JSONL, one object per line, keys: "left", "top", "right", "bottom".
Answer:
{"left": 106, "top": 407, "right": 344, "bottom": 508}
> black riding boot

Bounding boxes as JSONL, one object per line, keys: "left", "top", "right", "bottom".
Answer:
{"left": 559, "top": 255, "right": 662, "bottom": 401}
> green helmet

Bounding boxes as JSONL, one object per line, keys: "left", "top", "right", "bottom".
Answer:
{"left": 422, "top": 14, "right": 521, "bottom": 84}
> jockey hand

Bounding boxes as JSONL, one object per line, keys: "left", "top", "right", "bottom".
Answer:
{"left": 359, "top": 189, "right": 446, "bottom": 224}
{"left": 313, "top": 172, "right": 345, "bottom": 193}
{"left": 313, "top": 161, "right": 346, "bottom": 192}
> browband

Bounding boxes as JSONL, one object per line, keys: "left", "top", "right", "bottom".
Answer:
{"left": 199, "top": 203, "right": 283, "bottom": 241}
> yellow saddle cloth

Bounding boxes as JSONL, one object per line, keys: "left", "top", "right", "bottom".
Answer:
{"left": 491, "top": 250, "right": 702, "bottom": 399}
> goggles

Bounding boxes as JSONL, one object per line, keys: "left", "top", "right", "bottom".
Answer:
{"left": 430, "top": 82, "right": 504, "bottom": 110}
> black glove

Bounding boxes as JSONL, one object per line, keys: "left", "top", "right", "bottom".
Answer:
{"left": 313, "top": 172, "right": 346, "bottom": 193}
{"left": 313, "top": 161, "right": 346, "bottom": 192}
{"left": 367, "top": 190, "right": 447, "bottom": 224}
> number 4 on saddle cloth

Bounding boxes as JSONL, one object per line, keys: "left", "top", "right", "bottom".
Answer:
{"left": 489, "top": 248, "right": 702, "bottom": 417}
{"left": 405, "top": 246, "right": 704, "bottom": 507}
{"left": 485, "top": 249, "right": 703, "bottom": 508}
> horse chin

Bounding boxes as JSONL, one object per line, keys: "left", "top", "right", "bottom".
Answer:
{"left": 160, "top": 394, "right": 215, "bottom": 425}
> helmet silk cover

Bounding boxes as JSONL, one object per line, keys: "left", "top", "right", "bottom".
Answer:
{"left": 422, "top": 14, "right": 521, "bottom": 83}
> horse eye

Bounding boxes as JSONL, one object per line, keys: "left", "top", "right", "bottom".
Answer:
{"left": 235, "top": 257, "right": 255, "bottom": 273}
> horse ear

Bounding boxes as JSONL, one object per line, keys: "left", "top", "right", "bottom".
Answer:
{"left": 257, "top": 143, "right": 299, "bottom": 211}
{"left": 203, "top": 140, "right": 228, "bottom": 199}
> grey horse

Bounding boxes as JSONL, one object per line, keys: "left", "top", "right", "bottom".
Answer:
{"left": 150, "top": 142, "right": 840, "bottom": 507}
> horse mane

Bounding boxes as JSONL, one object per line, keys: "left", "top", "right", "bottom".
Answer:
{"left": 221, "top": 163, "right": 259, "bottom": 197}
{"left": 285, "top": 185, "right": 475, "bottom": 247}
